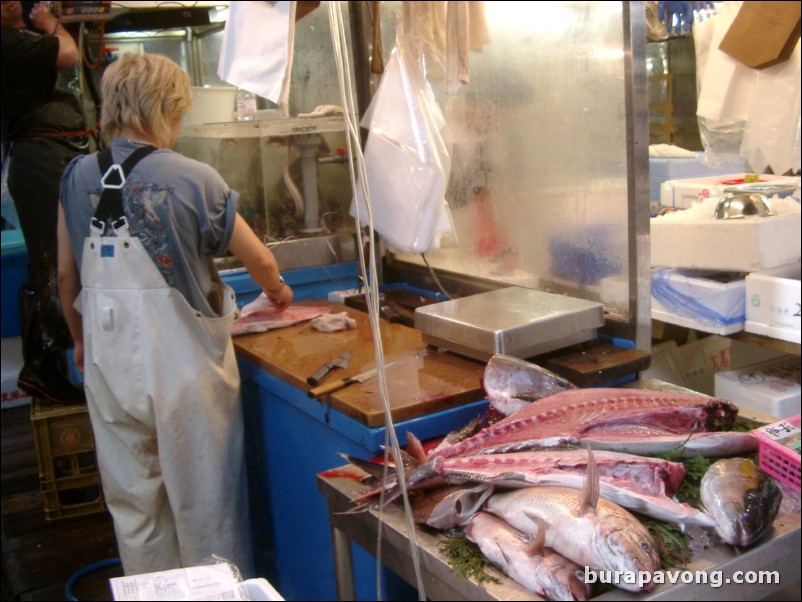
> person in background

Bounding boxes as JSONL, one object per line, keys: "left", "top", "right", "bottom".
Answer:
{"left": 57, "top": 52, "right": 293, "bottom": 577}
{"left": 1, "top": 0, "right": 89, "bottom": 404}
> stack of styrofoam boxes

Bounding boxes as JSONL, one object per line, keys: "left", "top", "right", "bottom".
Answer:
{"left": 30, "top": 399, "right": 105, "bottom": 520}
{"left": 745, "top": 263, "right": 801, "bottom": 345}
{"left": 651, "top": 268, "right": 746, "bottom": 335}
{"left": 650, "top": 154, "right": 746, "bottom": 212}
{"left": 715, "top": 356, "right": 801, "bottom": 420}
{"left": 659, "top": 173, "right": 800, "bottom": 210}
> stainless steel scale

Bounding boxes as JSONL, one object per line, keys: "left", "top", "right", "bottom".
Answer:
{"left": 414, "top": 287, "right": 605, "bottom": 362}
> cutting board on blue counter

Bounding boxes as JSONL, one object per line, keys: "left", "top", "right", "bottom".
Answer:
{"left": 232, "top": 300, "right": 487, "bottom": 426}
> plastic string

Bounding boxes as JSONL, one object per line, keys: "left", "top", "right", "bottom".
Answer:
{"left": 328, "top": 4, "right": 426, "bottom": 600}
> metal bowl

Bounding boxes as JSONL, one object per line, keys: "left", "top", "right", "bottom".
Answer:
{"left": 713, "top": 193, "right": 774, "bottom": 220}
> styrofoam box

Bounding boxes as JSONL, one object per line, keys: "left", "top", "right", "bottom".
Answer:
{"left": 651, "top": 268, "right": 745, "bottom": 335}
{"left": 183, "top": 87, "right": 237, "bottom": 125}
{"left": 651, "top": 196, "right": 802, "bottom": 272}
{"left": 660, "top": 173, "right": 800, "bottom": 209}
{"left": 715, "top": 356, "right": 801, "bottom": 419}
{"left": 745, "top": 263, "right": 801, "bottom": 344}
{"left": 650, "top": 154, "right": 746, "bottom": 202}
{"left": 1, "top": 337, "right": 30, "bottom": 409}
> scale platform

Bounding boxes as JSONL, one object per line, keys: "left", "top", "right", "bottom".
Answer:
{"left": 414, "top": 287, "right": 605, "bottom": 362}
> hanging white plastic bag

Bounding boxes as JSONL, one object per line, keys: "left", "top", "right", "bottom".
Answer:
{"left": 739, "top": 41, "right": 801, "bottom": 175}
{"left": 350, "top": 32, "right": 455, "bottom": 254}
{"left": 217, "top": 1, "right": 295, "bottom": 105}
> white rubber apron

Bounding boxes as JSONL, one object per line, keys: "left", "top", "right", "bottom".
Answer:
{"left": 77, "top": 225, "right": 253, "bottom": 577}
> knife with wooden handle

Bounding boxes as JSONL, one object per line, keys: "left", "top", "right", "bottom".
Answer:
{"left": 306, "top": 350, "right": 352, "bottom": 387}
{"left": 308, "top": 360, "right": 402, "bottom": 398}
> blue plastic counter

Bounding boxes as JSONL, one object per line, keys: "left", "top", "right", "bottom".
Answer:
{"left": 232, "top": 296, "right": 487, "bottom": 601}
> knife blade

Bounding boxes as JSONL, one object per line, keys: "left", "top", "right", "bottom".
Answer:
{"left": 307, "top": 359, "right": 403, "bottom": 398}
{"left": 306, "top": 350, "right": 353, "bottom": 387}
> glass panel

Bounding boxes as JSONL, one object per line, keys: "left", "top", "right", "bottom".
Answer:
{"left": 389, "top": 1, "right": 636, "bottom": 315}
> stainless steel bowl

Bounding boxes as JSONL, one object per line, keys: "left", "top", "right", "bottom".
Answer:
{"left": 713, "top": 193, "right": 774, "bottom": 220}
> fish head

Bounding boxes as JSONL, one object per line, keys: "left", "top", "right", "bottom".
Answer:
{"left": 534, "top": 558, "right": 592, "bottom": 601}
{"left": 714, "top": 479, "right": 783, "bottom": 547}
{"left": 593, "top": 517, "right": 660, "bottom": 591}
{"left": 701, "top": 458, "right": 783, "bottom": 547}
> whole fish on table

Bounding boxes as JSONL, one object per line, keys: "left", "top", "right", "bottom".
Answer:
{"left": 484, "top": 447, "right": 661, "bottom": 592}
{"left": 700, "top": 457, "right": 782, "bottom": 547}
{"left": 466, "top": 511, "right": 592, "bottom": 601}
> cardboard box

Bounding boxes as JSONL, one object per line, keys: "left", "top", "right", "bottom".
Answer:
{"left": 745, "top": 263, "right": 801, "bottom": 344}
{"left": 651, "top": 268, "right": 745, "bottom": 336}
{"left": 715, "top": 356, "right": 801, "bottom": 419}
{"left": 719, "top": 1, "right": 802, "bottom": 69}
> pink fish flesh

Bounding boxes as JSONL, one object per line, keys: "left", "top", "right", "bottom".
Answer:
{"left": 231, "top": 296, "right": 331, "bottom": 336}
{"left": 431, "top": 388, "right": 739, "bottom": 459}
{"left": 466, "top": 512, "right": 592, "bottom": 601}
{"left": 419, "top": 450, "right": 715, "bottom": 528}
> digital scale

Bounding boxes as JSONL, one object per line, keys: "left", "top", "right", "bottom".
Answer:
{"left": 414, "top": 286, "right": 605, "bottom": 362}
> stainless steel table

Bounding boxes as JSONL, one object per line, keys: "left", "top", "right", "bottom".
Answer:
{"left": 317, "top": 464, "right": 801, "bottom": 601}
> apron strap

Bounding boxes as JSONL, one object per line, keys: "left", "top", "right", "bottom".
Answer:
{"left": 93, "top": 145, "right": 157, "bottom": 235}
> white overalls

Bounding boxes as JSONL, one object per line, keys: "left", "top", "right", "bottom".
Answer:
{"left": 77, "top": 150, "right": 254, "bottom": 577}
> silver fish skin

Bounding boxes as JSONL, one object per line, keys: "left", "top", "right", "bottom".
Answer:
{"left": 466, "top": 512, "right": 591, "bottom": 601}
{"left": 485, "top": 446, "right": 660, "bottom": 592}
{"left": 410, "top": 483, "right": 494, "bottom": 530}
{"left": 431, "top": 388, "right": 739, "bottom": 460}
{"left": 700, "top": 458, "right": 782, "bottom": 547}
{"left": 482, "top": 354, "right": 577, "bottom": 417}
{"left": 486, "top": 487, "right": 660, "bottom": 592}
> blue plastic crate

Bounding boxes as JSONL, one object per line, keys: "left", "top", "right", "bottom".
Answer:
{"left": 1, "top": 230, "right": 28, "bottom": 339}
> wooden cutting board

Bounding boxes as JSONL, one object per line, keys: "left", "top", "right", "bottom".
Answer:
{"left": 232, "top": 300, "right": 486, "bottom": 427}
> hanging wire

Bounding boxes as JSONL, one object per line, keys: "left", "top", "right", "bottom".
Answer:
{"left": 327, "top": 3, "right": 427, "bottom": 600}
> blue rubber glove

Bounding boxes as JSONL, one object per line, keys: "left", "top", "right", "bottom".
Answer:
{"left": 658, "top": 1, "right": 714, "bottom": 35}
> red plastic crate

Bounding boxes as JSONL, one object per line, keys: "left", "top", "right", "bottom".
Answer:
{"left": 753, "top": 415, "right": 801, "bottom": 491}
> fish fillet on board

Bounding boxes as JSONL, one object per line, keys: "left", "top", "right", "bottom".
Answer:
{"left": 430, "top": 388, "right": 743, "bottom": 459}
{"left": 231, "top": 295, "right": 331, "bottom": 336}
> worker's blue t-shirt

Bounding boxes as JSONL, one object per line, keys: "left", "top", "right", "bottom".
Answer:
{"left": 60, "top": 137, "right": 239, "bottom": 317}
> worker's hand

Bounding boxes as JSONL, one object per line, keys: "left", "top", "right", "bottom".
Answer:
{"left": 657, "top": 1, "right": 714, "bottom": 36}
{"left": 29, "top": 2, "right": 59, "bottom": 34}
{"left": 72, "top": 341, "right": 85, "bottom": 374}
{"left": 266, "top": 283, "right": 293, "bottom": 312}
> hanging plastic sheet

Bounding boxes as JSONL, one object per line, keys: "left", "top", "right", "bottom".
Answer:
{"left": 217, "top": 1, "right": 295, "bottom": 105}
{"left": 350, "top": 32, "right": 456, "bottom": 254}
{"left": 694, "top": 1, "right": 802, "bottom": 174}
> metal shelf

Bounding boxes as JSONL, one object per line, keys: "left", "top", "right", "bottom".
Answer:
{"left": 180, "top": 114, "right": 346, "bottom": 139}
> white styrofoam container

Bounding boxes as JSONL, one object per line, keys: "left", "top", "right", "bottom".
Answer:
{"left": 715, "top": 356, "right": 801, "bottom": 419}
{"left": 745, "top": 263, "right": 801, "bottom": 344}
{"left": 650, "top": 196, "right": 802, "bottom": 272}
{"left": 660, "top": 173, "right": 800, "bottom": 209}
{"left": 183, "top": 87, "right": 237, "bottom": 125}
{"left": 1, "top": 337, "right": 30, "bottom": 409}
{"left": 649, "top": 154, "right": 746, "bottom": 202}
{"left": 651, "top": 268, "right": 745, "bottom": 335}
